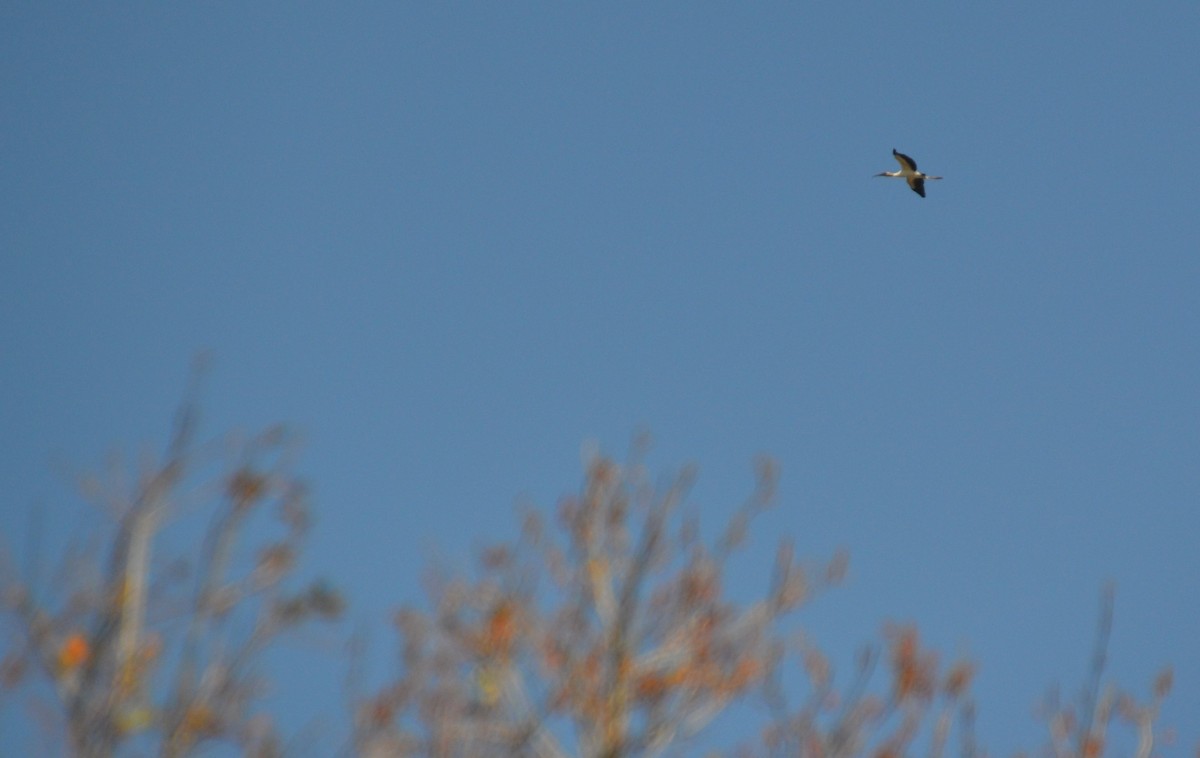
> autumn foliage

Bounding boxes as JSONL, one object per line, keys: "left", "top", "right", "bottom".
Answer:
{"left": 0, "top": 395, "right": 343, "bottom": 757}
{"left": 345, "top": 448, "right": 1169, "bottom": 758}
{"left": 1, "top": 400, "right": 1178, "bottom": 757}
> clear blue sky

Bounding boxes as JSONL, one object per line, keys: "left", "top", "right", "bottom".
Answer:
{"left": 3, "top": 3, "right": 1197, "bottom": 754}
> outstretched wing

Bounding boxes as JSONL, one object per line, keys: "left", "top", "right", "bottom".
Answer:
{"left": 892, "top": 149, "right": 918, "bottom": 172}
{"left": 908, "top": 176, "right": 926, "bottom": 197}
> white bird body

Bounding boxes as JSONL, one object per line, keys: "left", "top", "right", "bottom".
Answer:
{"left": 876, "top": 149, "right": 942, "bottom": 197}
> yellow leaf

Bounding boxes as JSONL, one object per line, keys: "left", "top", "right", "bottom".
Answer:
{"left": 116, "top": 706, "right": 154, "bottom": 735}
{"left": 477, "top": 665, "right": 502, "bottom": 706}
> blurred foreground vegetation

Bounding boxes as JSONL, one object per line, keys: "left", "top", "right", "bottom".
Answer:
{"left": 0, "top": 395, "right": 1174, "bottom": 757}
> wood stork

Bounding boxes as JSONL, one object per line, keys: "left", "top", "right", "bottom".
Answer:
{"left": 876, "top": 149, "right": 942, "bottom": 197}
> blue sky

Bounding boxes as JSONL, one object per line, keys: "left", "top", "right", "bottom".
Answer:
{"left": 3, "top": 3, "right": 1198, "bottom": 754}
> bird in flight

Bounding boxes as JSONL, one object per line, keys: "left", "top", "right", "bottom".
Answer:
{"left": 876, "top": 149, "right": 943, "bottom": 197}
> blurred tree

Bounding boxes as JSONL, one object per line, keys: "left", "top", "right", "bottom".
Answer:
{"left": 0, "top": 385, "right": 343, "bottom": 757}
{"left": 347, "top": 445, "right": 961, "bottom": 757}
{"left": 1030, "top": 585, "right": 1173, "bottom": 758}
{"left": 1, "top": 401, "right": 1174, "bottom": 757}
{"left": 348, "top": 445, "right": 1172, "bottom": 758}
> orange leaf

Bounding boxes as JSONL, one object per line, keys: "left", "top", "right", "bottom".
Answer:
{"left": 58, "top": 633, "right": 90, "bottom": 671}
{"left": 182, "top": 704, "right": 219, "bottom": 736}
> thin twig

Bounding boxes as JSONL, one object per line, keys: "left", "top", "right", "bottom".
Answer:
{"left": 1078, "top": 584, "right": 1115, "bottom": 750}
